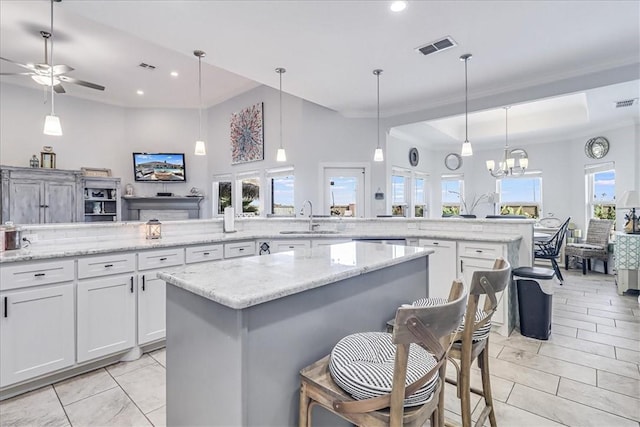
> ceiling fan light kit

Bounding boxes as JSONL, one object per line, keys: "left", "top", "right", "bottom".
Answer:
{"left": 459, "top": 53, "right": 473, "bottom": 157}
{"left": 373, "top": 69, "right": 384, "bottom": 162}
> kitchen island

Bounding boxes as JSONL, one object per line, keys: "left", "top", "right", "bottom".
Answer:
{"left": 158, "top": 241, "right": 433, "bottom": 427}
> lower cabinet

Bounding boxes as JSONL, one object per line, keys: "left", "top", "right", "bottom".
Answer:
{"left": 77, "top": 275, "right": 136, "bottom": 363}
{"left": 0, "top": 283, "right": 75, "bottom": 387}
{"left": 418, "top": 239, "right": 457, "bottom": 299}
{"left": 137, "top": 271, "right": 166, "bottom": 345}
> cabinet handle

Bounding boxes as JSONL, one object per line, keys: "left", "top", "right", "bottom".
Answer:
{"left": 460, "top": 260, "right": 464, "bottom": 273}
{"left": 34, "top": 272, "right": 46, "bottom": 277}
{"left": 130, "top": 277, "right": 134, "bottom": 293}
{"left": 159, "top": 257, "right": 168, "bottom": 261}
{"left": 104, "top": 264, "right": 114, "bottom": 268}
{"left": 203, "top": 252, "right": 210, "bottom": 256}
{"left": 142, "top": 275, "right": 146, "bottom": 291}
{"left": 432, "top": 242, "right": 439, "bottom": 245}
{"left": 239, "top": 248, "right": 245, "bottom": 251}
{"left": 3, "top": 297, "right": 7, "bottom": 318}
{"left": 476, "top": 250, "right": 483, "bottom": 253}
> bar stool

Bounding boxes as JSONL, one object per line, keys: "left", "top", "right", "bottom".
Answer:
{"left": 299, "top": 280, "right": 468, "bottom": 427}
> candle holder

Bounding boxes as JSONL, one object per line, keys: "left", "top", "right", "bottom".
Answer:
{"left": 146, "top": 219, "right": 162, "bottom": 239}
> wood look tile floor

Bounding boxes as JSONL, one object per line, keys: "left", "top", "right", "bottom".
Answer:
{"left": 1, "top": 270, "right": 638, "bottom": 426}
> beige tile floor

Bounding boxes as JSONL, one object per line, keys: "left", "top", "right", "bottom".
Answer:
{"left": 0, "top": 269, "right": 638, "bottom": 426}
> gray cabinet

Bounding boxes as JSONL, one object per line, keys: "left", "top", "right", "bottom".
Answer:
{"left": 82, "top": 177, "right": 121, "bottom": 222}
{"left": 1, "top": 166, "right": 82, "bottom": 224}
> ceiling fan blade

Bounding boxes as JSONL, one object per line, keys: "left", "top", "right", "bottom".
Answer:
{"left": 53, "top": 84, "right": 66, "bottom": 94}
{"left": 58, "top": 75, "right": 105, "bottom": 91}
{"left": 0, "top": 72, "right": 34, "bottom": 76}
{"left": 0, "top": 57, "right": 36, "bottom": 71}
{"left": 52, "top": 64, "right": 74, "bottom": 75}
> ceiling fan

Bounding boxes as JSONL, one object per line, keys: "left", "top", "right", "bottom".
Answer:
{"left": 0, "top": 30, "right": 105, "bottom": 93}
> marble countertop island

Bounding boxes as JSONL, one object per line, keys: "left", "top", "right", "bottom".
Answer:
{"left": 158, "top": 241, "right": 432, "bottom": 309}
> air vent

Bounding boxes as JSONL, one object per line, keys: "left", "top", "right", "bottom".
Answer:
{"left": 615, "top": 98, "right": 637, "bottom": 108}
{"left": 138, "top": 63, "right": 156, "bottom": 70}
{"left": 415, "top": 36, "right": 457, "bottom": 56}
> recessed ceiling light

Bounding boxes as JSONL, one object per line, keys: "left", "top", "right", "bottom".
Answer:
{"left": 136, "top": 90, "right": 144, "bottom": 95}
{"left": 390, "top": 1, "right": 407, "bottom": 12}
{"left": 170, "top": 71, "right": 179, "bottom": 77}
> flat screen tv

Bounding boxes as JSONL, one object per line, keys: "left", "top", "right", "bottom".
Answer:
{"left": 133, "top": 153, "right": 186, "bottom": 182}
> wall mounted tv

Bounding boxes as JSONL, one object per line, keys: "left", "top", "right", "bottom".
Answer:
{"left": 133, "top": 153, "right": 186, "bottom": 182}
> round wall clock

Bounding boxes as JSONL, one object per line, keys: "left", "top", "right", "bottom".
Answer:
{"left": 409, "top": 147, "right": 419, "bottom": 166}
{"left": 585, "top": 136, "right": 609, "bottom": 159}
{"left": 444, "top": 153, "right": 462, "bottom": 171}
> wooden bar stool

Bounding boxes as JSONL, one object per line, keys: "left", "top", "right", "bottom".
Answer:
{"left": 299, "top": 280, "right": 468, "bottom": 427}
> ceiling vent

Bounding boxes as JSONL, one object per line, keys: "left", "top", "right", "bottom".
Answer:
{"left": 138, "top": 62, "right": 156, "bottom": 70}
{"left": 615, "top": 98, "right": 637, "bottom": 108}
{"left": 415, "top": 36, "right": 457, "bottom": 56}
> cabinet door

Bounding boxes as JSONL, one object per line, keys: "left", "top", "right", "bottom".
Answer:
{"left": 45, "top": 181, "right": 76, "bottom": 223}
{"left": 0, "top": 283, "right": 75, "bottom": 387}
{"left": 77, "top": 275, "right": 136, "bottom": 363}
{"left": 459, "top": 256, "right": 508, "bottom": 328}
{"left": 419, "top": 239, "right": 457, "bottom": 299}
{"left": 138, "top": 272, "right": 166, "bottom": 345}
{"left": 8, "top": 179, "right": 43, "bottom": 224}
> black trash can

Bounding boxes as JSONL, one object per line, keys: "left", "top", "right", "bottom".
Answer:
{"left": 513, "top": 267, "right": 556, "bottom": 340}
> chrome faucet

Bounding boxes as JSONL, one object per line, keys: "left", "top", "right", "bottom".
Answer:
{"left": 300, "top": 200, "right": 319, "bottom": 231}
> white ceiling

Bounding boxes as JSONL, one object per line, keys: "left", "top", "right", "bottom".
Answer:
{"left": 1, "top": 0, "right": 639, "bottom": 145}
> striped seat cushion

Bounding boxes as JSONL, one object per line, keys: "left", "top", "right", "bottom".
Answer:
{"left": 413, "top": 297, "right": 491, "bottom": 342}
{"left": 329, "top": 332, "right": 439, "bottom": 407}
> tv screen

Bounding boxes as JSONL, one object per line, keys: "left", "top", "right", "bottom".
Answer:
{"left": 133, "top": 153, "right": 186, "bottom": 182}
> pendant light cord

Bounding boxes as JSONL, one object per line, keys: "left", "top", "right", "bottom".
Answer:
{"left": 464, "top": 57, "right": 468, "bottom": 143}
{"left": 198, "top": 55, "right": 202, "bottom": 140}
{"left": 50, "top": 0, "right": 55, "bottom": 115}
{"left": 376, "top": 71, "right": 380, "bottom": 149}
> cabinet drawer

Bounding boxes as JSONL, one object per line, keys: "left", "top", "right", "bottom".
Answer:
{"left": 138, "top": 249, "right": 185, "bottom": 271}
{"left": 418, "top": 239, "right": 455, "bottom": 249}
{"left": 272, "top": 240, "right": 311, "bottom": 253}
{"left": 224, "top": 241, "right": 255, "bottom": 259}
{"left": 78, "top": 253, "right": 135, "bottom": 279}
{"left": 185, "top": 245, "right": 223, "bottom": 264}
{"left": 0, "top": 259, "right": 75, "bottom": 291}
{"left": 457, "top": 241, "right": 504, "bottom": 260}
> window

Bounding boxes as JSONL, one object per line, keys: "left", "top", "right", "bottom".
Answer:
{"left": 497, "top": 172, "right": 542, "bottom": 218}
{"left": 391, "top": 170, "right": 409, "bottom": 217}
{"left": 441, "top": 174, "right": 463, "bottom": 216}
{"left": 413, "top": 173, "right": 428, "bottom": 218}
{"left": 266, "top": 167, "right": 295, "bottom": 216}
{"left": 236, "top": 171, "right": 261, "bottom": 216}
{"left": 586, "top": 163, "right": 615, "bottom": 223}
{"left": 213, "top": 174, "right": 232, "bottom": 215}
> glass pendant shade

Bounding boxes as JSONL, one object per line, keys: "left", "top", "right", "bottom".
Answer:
{"left": 486, "top": 160, "right": 495, "bottom": 171}
{"left": 461, "top": 141, "right": 473, "bottom": 156}
{"left": 276, "top": 148, "right": 287, "bottom": 162}
{"left": 374, "top": 147, "right": 384, "bottom": 162}
{"left": 43, "top": 114, "right": 62, "bottom": 136}
{"left": 519, "top": 158, "right": 529, "bottom": 169}
{"left": 194, "top": 140, "right": 206, "bottom": 156}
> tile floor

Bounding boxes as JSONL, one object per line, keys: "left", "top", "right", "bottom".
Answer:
{"left": 0, "top": 270, "right": 638, "bottom": 426}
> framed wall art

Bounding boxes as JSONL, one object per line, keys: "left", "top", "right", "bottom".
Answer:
{"left": 230, "top": 102, "right": 264, "bottom": 165}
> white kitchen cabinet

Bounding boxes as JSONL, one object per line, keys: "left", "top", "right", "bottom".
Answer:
{"left": 271, "top": 239, "right": 311, "bottom": 253}
{"left": 224, "top": 241, "right": 255, "bottom": 258}
{"left": 418, "top": 239, "right": 457, "bottom": 299}
{"left": 137, "top": 271, "right": 166, "bottom": 345}
{"left": 185, "top": 244, "right": 223, "bottom": 264}
{"left": 77, "top": 274, "right": 136, "bottom": 363}
{"left": 0, "top": 283, "right": 75, "bottom": 387}
{"left": 458, "top": 241, "right": 509, "bottom": 336}
{"left": 138, "top": 248, "right": 184, "bottom": 270}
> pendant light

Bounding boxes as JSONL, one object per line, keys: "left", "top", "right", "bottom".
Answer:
{"left": 275, "top": 67, "right": 287, "bottom": 162}
{"left": 459, "top": 53, "right": 472, "bottom": 156}
{"left": 373, "top": 69, "right": 384, "bottom": 162}
{"left": 194, "top": 50, "right": 206, "bottom": 156}
{"left": 486, "top": 106, "right": 528, "bottom": 178}
{"left": 43, "top": 0, "right": 62, "bottom": 136}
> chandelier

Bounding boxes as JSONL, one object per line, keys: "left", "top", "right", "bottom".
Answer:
{"left": 486, "top": 106, "right": 528, "bottom": 177}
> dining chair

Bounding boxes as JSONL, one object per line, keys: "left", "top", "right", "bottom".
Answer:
{"left": 534, "top": 217, "right": 570, "bottom": 283}
{"left": 299, "top": 280, "right": 468, "bottom": 427}
{"left": 413, "top": 258, "right": 511, "bottom": 427}
{"left": 565, "top": 218, "right": 614, "bottom": 274}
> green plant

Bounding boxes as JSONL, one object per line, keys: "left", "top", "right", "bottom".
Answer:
{"left": 448, "top": 191, "right": 489, "bottom": 215}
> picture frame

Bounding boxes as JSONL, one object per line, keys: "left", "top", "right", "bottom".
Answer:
{"left": 81, "top": 167, "right": 112, "bottom": 177}
{"left": 230, "top": 102, "right": 264, "bottom": 165}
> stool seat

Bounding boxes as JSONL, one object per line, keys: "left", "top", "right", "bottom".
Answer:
{"left": 329, "top": 332, "right": 439, "bottom": 407}
{"left": 512, "top": 266, "right": 556, "bottom": 280}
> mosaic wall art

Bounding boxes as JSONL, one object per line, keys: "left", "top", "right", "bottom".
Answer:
{"left": 230, "top": 102, "right": 264, "bottom": 164}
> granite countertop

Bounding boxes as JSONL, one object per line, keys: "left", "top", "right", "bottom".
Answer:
{"left": 0, "top": 229, "right": 522, "bottom": 263}
{"left": 158, "top": 241, "right": 432, "bottom": 309}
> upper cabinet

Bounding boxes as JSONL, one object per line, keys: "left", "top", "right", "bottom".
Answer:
{"left": 0, "top": 166, "right": 83, "bottom": 224}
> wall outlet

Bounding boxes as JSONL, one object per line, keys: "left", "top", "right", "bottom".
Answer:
{"left": 471, "top": 225, "right": 483, "bottom": 232}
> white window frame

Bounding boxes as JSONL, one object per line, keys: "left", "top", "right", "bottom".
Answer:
{"left": 412, "top": 172, "right": 429, "bottom": 218}
{"left": 212, "top": 174, "right": 232, "bottom": 217}
{"left": 585, "top": 162, "right": 615, "bottom": 225}
{"left": 235, "top": 170, "right": 263, "bottom": 217}
{"left": 391, "top": 167, "right": 411, "bottom": 217}
{"left": 265, "top": 166, "right": 295, "bottom": 217}
{"left": 496, "top": 170, "right": 543, "bottom": 218}
{"left": 441, "top": 173, "right": 464, "bottom": 216}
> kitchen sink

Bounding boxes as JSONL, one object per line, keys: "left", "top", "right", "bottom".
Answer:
{"left": 279, "top": 230, "right": 341, "bottom": 234}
